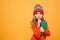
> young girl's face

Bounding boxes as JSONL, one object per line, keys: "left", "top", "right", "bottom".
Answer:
{"left": 35, "top": 12, "right": 43, "bottom": 19}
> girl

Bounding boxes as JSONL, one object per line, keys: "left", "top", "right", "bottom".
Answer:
{"left": 31, "top": 4, "right": 50, "bottom": 40}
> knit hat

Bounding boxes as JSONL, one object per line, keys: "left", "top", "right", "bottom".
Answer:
{"left": 33, "top": 4, "right": 44, "bottom": 15}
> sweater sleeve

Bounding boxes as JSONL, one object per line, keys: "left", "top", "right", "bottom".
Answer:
{"left": 32, "top": 26, "right": 40, "bottom": 39}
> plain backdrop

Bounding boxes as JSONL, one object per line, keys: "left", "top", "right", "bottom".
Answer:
{"left": 0, "top": 0, "right": 60, "bottom": 40}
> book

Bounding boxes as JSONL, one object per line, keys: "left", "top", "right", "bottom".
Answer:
{"left": 40, "top": 21, "right": 47, "bottom": 30}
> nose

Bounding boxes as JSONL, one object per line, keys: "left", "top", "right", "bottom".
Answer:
{"left": 38, "top": 16, "right": 40, "bottom": 19}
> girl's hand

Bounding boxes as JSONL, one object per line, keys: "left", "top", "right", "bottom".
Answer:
{"left": 40, "top": 27, "right": 45, "bottom": 32}
{"left": 38, "top": 20, "right": 41, "bottom": 27}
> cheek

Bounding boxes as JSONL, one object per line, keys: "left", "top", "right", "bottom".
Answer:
{"left": 35, "top": 15, "right": 38, "bottom": 19}
{"left": 39, "top": 14, "right": 43, "bottom": 18}
{"left": 35, "top": 14, "right": 39, "bottom": 19}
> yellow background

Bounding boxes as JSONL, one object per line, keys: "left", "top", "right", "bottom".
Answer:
{"left": 0, "top": 0, "right": 60, "bottom": 40}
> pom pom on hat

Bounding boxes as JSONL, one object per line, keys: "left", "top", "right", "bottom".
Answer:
{"left": 33, "top": 4, "right": 44, "bottom": 15}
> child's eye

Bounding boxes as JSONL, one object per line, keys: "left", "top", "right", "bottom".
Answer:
{"left": 40, "top": 13, "right": 42, "bottom": 14}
